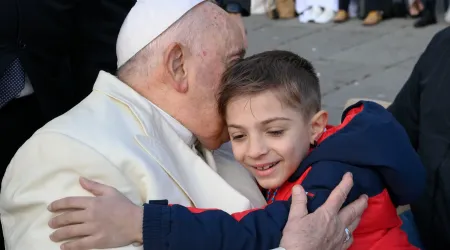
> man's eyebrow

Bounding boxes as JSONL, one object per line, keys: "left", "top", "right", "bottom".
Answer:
{"left": 228, "top": 48, "right": 246, "bottom": 60}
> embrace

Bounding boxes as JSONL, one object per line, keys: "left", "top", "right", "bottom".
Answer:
{"left": 0, "top": 0, "right": 425, "bottom": 250}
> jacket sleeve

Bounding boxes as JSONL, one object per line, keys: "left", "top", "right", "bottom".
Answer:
{"left": 71, "top": 0, "right": 135, "bottom": 99}
{"left": 142, "top": 200, "right": 291, "bottom": 250}
{"left": 294, "top": 160, "right": 422, "bottom": 212}
{"left": 299, "top": 157, "right": 424, "bottom": 211}
{"left": 0, "top": 132, "right": 143, "bottom": 250}
{"left": 292, "top": 165, "right": 364, "bottom": 213}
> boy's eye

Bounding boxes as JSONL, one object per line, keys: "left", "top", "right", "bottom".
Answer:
{"left": 231, "top": 134, "right": 245, "bottom": 140}
{"left": 268, "top": 130, "right": 284, "bottom": 136}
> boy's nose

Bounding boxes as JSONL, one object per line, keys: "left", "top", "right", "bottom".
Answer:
{"left": 247, "top": 137, "right": 269, "bottom": 159}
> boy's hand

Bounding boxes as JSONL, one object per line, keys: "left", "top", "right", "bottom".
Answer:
{"left": 48, "top": 177, "right": 143, "bottom": 250}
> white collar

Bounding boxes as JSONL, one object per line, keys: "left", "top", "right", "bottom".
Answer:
{"left": 92, "top": 71, "right": 197, "bottom": 148}
{"left": 147, "top": 101, "right": 197, "bottom": 147}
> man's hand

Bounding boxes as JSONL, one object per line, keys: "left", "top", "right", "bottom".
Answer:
{"left": 280, "top": 172, "right": 368, "bottom": 250}
{"left": 47, "top": 177, "right": 143, "bottom": 250}
{"left": 228, "top": 13, "right": 247, "bottom": 48}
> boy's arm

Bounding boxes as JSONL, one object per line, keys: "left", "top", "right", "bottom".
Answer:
{"left": 142, "top": 200, "right": 291, "bottom": 250}
{"left": 298, "top": 158, "right": 424, "bottom": 212}
{"left": 295, "top": 164, "right": 363, "bottom": 213}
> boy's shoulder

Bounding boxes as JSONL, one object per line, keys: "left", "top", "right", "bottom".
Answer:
{"left": 318, "top": 100, "right": 396, "bottom": 145}
{"left": 338, "top": 100, "right": 403, "bottom": 137}
{"left": 304, "top": 100, "right": 414, "bottom": 172}
{"left": 341, "top": 100, "right": 392, "bottom": 123}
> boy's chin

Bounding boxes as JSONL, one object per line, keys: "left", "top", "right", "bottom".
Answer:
{"left": 258, "top": 178, "right": 285, "bottom": 190}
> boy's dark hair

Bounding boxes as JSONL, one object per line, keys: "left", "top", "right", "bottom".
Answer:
{"left": 218, "top": 50, "right": 321, "bottom": 119}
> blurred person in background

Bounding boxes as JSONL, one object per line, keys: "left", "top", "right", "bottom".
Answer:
{"left": 296, "top": 0, "right": 338, "bottom": 24}
{"left": 334, "top": 0, "right": 383, "bottom": 26}
{"left": 408, "top": 0, "right": 424, "bottom": 17}
{"left": 388, "top": 26, "right": 450, "bottom": 249}
{"left": 413, "top": 0, "right": 437, "bottom": 27}
{"left": 216, "top": 0, "right": 250, "bottom": 42}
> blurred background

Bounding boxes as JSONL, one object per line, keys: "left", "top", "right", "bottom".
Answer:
{"left": 246, "top": 0, "right": 448, "bottom": 123}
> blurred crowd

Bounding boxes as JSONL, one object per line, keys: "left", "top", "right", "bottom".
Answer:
{"left": 256, "top": 0, "right": 449, "bottom": 27}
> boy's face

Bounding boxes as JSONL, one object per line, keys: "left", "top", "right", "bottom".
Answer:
{"left": 226, "top": 91, "right": 319, "bottom": 189}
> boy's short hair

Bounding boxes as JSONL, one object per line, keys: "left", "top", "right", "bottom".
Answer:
{"left": 218, "top": 50, "right": 321, "bottom": 119}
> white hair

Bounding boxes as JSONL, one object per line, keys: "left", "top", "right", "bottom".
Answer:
{"left": 117, "top": 2, "right": 221, "bottom": 82}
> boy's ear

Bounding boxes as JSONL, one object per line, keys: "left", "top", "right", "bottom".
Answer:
{"left": 310, "top": 110, "right": 328, "bottom": 143}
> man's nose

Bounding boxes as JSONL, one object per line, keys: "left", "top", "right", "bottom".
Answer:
{"left": 247, "top": 136, "right": 269, "bottom": 158}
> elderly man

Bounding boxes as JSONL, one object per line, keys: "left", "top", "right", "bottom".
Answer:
{"left": 0, "top": 1, "right": 367, "bottom": 249}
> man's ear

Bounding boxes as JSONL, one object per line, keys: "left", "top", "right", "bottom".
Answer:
{"left": 163, "top": 42, "right": 189, "bottom": 93}
{"left": 309, "top": 110, "right": 328, "bottom": 143}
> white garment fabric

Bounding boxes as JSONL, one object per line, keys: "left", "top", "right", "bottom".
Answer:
{"left": 148, "top": 101, "right": 196, "bottom": 147}
{"left": 148, "top": 97, "right": 219, "bottom": 171}
{"left": 296, "top": 0, "right": 338, "bottom": 23}
{"left": 251, "top": 0, "right": 266, "bottom": 14}
{"left": 296, "top": 0, "right": 338, "bottom": 14}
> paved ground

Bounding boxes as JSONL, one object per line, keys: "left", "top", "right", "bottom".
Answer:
{"left": 244, "top": 15, "right": 448, "bottom": 123}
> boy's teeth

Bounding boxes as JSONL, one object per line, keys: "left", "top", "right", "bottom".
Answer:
{"left": 256, "top": 162, "right": 277, "bottom": 170}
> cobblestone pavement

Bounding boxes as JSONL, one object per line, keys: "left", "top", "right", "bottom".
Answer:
{"left": 244, "top": 15, "right": 448, "bottom": 123}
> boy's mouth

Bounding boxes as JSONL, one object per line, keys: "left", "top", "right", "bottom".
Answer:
{"left": 251, "top": 161, "right": 280, "bottom": 171}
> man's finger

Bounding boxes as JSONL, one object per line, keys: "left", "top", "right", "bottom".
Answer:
{"left": 79, "top": 177, "right": 113, "bottom": 196}
{"left": 48, "top": 197, "right": 93, "bottom": 212}
{"left": 339, "top": 194, "right": 368, "bottom": 228}
{"left": 49, "top": 210, "right": 87, "bottom": 229}
{"left": 322, "top": 172, "right": 354, "bottom": 214}
{"left": 287, "top": 185, "right": 309, "bottom": 220}
{"left": 49, "top": 224, "right": 92, "bottom": 242}
{"left": 338, "top": 217, "right": 358, "bottom": 250}
{"left": 337, "top": 209, "right": 362, "bottom": 250}
{"left": 346, "top": 214, "right": 361, "bottom": 234}
{"left": 342, "top": 236, "right": 354, "bottom": 250}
